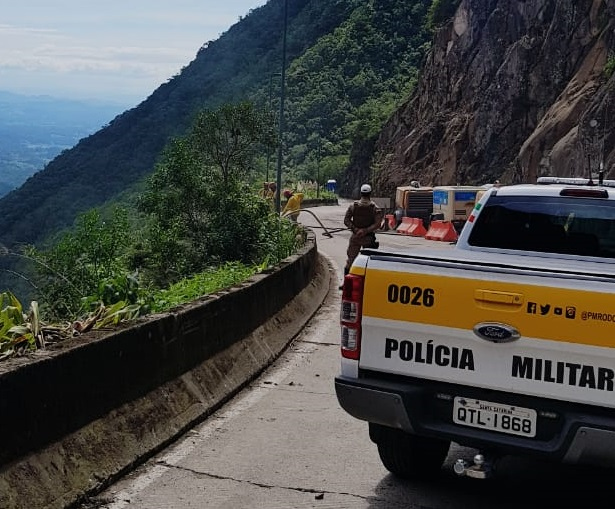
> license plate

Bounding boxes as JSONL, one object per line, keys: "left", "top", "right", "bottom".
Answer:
{"left": 453, "top": 397, "right": 537, "bottom": 437}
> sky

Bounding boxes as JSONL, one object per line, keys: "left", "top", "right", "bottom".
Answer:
{"left": 0, "top": 1, "right": 268, "bottom": 108}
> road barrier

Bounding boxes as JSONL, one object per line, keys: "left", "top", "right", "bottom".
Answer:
{"left": 425, "top": 220, "right": 459, "bottom": 242}
{"left": 396, "top": 216, "right": 427, "bottom": 237}
{"left": 384, "top": 214, "right": 396, "bottom": 230}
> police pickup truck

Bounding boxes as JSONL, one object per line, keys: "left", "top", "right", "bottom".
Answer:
{"left": 335, "top": 175, "right": 615, "bottom": 479}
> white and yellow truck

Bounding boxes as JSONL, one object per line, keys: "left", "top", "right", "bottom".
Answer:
{"left": 336, "top": 176, "right": 615, "bottom": 479}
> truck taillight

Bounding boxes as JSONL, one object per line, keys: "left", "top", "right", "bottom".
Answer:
{"left": 341, "top": 327, "right": 359, "bottom": 357}
{"left": 560, "top": 187, "right": 608, "bottom": 198}
{"left": 340, "top": 274, "right": 364, "bottom": 360}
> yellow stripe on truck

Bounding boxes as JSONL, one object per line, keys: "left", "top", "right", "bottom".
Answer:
{"left": 362, "top": 268, "right": 615, "bottom": 348}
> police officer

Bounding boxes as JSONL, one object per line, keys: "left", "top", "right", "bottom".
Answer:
{"left": 341, "top": 184, "right": 383, "bottom": 289}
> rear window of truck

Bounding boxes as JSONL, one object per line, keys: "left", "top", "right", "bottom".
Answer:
{"left": 467, "top": 194, "right": 615, "bottom": 258}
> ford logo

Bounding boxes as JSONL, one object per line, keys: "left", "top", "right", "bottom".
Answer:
{"left": 473, "top": 322, "right": 520, "bottom": 343}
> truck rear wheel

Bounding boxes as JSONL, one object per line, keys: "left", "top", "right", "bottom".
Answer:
{"left": 371, "top": 425, "right": 450, "bottom": 480}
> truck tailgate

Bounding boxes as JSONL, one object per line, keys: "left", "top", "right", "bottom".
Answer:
{"left": 358, "top": 250, "right": 615, "bottom": 409}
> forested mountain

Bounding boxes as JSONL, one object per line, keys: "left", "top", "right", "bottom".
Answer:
{"left": 0, "top": 0, "right": 432, "bottom": 249}
{"left": 0, "top": 0, "right": 613, "bottom": 255}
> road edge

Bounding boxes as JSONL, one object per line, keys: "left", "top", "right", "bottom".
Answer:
{"left": 0, "top": 251, "right": 332, "bottom": 509}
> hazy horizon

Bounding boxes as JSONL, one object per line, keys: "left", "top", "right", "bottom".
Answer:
{"left": 1, "top": 1, "right": 268, "bottom": 108}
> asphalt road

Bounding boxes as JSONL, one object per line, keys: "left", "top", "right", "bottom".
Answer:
{"left": 82, "top": 201, "right": 612, "bottom": 509}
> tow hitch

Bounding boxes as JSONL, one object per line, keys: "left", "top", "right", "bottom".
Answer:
{"left": 453, "top": 453, "right": 494, "bottom": 479}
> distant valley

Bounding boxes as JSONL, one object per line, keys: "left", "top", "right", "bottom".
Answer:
{"left": 0, "top": 90, "right": 129, "bottom": 197}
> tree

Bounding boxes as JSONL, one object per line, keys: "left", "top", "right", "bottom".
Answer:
{"left": 25, "top": 208, "right": 131, "bottom": 319}
{"left": 190, "top": 101, "right": 277, "bottom": 187}
{"left": 137, "top": 102, "right": 286, "bottom": 287}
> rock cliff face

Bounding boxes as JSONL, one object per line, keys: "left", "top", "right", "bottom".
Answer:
{"left": 360, "top": 0, "right": 615, "bottom": 200}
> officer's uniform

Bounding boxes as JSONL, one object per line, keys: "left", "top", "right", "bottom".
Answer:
{"left": 343, "top": 186, "right": 383, "bottom": 276}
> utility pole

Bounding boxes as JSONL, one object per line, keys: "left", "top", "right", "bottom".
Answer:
{"left": 316, "top": 137, "right": 321, "bottom": 198}
{"left": 266, "top": 72, "right": 281, "bottom": 183}
{"left": 275, "top": 0, "right": 288, "bottom": 214}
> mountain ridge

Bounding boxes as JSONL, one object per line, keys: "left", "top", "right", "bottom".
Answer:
{"left": 0, "top": 0, "right": 418, "bottom": 248}
{"left": 0, "top": 0, "right": 613, "bottom": 253}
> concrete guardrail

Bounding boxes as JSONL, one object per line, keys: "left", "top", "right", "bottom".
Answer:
{"left": 0, "top": 229, "right": 331, "bottom": 509}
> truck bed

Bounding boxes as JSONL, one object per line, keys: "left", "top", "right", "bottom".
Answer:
{"left": 354, "top": 247, "right": 615, "bottom": 409}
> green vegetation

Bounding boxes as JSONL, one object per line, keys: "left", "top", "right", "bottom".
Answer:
{"left": 1, "top": 102, "right": 304, "bottom": 361}
{"left": 0, "top": 0, "right": 449, "bottom": 360}
{"left": 135, "top": 101, "right": 280, "bottom": 288}
{"left": 0, "top": 259, "right": 270, "bottom": 361}
{"left": 0, "top": 0, "right": 435, "bottom": 252}
{"left": 0, "top": 291, "right": 40, "bottom": 361}
{"left": 25, "top": 208, "right": 133, "bottom": 319}
{"left": 278, "top": 0, "right": 432, "bottom": 184}
{"left": 149, "top": 262, "right": 258, "bottom": 312}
